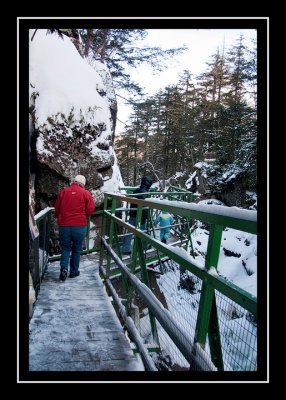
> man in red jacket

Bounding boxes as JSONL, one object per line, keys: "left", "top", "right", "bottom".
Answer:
{"left": 54, "top": 175, "right": 95, "bottom": 281}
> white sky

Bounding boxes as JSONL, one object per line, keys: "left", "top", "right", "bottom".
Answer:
{"left": 116, "top": 28, "right": 257, "bottom": 132}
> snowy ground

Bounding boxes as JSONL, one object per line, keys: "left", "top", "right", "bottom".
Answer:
{"left": 152, "top": 259, "right": 257, "bottom": 371}
{"left": 191, "top": 220, "right": 257, "bottom": 296}
{"left": 140, "top": 213, "right": 257, "bottom": 371}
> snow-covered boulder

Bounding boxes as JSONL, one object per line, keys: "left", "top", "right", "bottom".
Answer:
{"left": 29, "top": 29, "right": 123, "bottom": 210}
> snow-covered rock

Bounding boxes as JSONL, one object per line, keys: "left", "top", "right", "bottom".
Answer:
{"left": 29, "top": 29, "right": 123, "bottom": 209}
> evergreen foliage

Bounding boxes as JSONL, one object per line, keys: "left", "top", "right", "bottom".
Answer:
{"left": 78, "top": 29, "right": 186, "bottom": 94}
{"left": 116, "top": 35, "right": 257, "bottom": 207}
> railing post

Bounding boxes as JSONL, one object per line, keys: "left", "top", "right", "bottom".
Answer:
{"left": 136, "top": 235, "right": 159, "bottom": 344}
{"left": 32, "top": 235, "right": 40, "bottom": 294}
{"left": 99, "top": 195, "right": 109, "bottom": 273}
{"left": 106, "top": 197, "right": 117, "bottom": 276}
{"left": 131, "top": 205, "right": 160, "bottom": 344}
{"left": 86, "top": 216, "right": 90, "bottom": 254}
{"left": 208, "top": 296, "right": 224, "bottom": 371}
{"left": 184, "top": 217, "right": 195, "bottom": 257}
{"left": 194, "top": 223, "right": 224, "bottom": 370}
{"left": 45, "top": 211, "right": 51, "bottom": 267}
{"left": 148, "top": 209, "right": 164, "bottom": 272}
{"left": 41, "top": 218, "right": 46, "bottom": 276}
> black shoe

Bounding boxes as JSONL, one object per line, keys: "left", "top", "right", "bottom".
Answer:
{"left": 161, "top": 239, "right": 167, "bottom": 244}
{"left": 122, "top": 251, "right": 131, "bottom": 255}
{"left": 69, "top": 271, "right": 80, "bottom": 278}
{"left": 59, "top": 268, "right": 68, "bottom": 281}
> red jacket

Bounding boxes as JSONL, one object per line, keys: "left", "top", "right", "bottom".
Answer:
{"left": 54, "top": 183, "right": 95, "bottom": 226}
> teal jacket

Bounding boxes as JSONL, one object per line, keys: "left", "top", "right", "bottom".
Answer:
{"left": 155, "top": 211, "right": 174, "bottom": 228}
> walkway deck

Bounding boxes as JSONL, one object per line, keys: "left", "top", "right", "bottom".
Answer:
{"left": 29, "top": 255, "right": 144, "bottom": 371}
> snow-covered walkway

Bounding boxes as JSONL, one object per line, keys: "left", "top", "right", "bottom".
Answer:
{"left": 29, "top": 254, "right": 144, "bottom": 371}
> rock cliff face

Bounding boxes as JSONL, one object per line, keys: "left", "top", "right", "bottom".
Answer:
{"left": 29, "top": 29, "right": 123, "bottom": 212}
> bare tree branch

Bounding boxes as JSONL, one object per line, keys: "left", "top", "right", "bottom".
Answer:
{"left": 31, "top": 29, "right": 38, "bottom": 41}
{"left": 139, "top": 161, "right": 164, "bottom": 191}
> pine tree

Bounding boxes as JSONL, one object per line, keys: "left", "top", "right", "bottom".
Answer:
{"left": 116, "top": 34, "right": 257, "bottom": 205}
{"left": 78, "top": 29, "right": 186, "bottom": 95}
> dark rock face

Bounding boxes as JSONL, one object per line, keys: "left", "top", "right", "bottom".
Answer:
{"left": 218, "top": 175, "right": 245, "bottom": 207}
{"left": 31, "top": 122, "right": 117, "bottom": 211}
{"left": 31, "top": 120, "right": 116, "bottom": 210}
{"left": 34, "top": 163, "right": 69, "bottom": 210}
{"left": 186, "top": 162, "right": 256, "bottom": 208}
{"left": 223, "top": 248, "right": 241, "bottom": 258}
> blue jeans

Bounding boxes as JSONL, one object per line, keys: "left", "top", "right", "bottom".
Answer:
{"left": 122, "top": 217, "right": 147, "bottom": 253}
{"left": 59, "top": 226, "right": 86, "bottom": 276}
{"left": 160, "top": 228, "right": 171, "bottom": 241}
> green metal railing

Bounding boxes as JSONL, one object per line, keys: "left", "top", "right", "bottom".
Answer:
{"left": 31, "top": 187, "right": 258, "bottom": 371}
{"left": 100, "top": 191, "right": 257, "bottom": 371}
{"left": 31, "top": 207, "right": 53, "bottom": 295}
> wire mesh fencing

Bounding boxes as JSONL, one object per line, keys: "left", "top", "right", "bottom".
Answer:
{"left": 100, "top": 191, "right": 258, "bottom": 372}
{"left": 215, "top": 291, "right": 257, "bottom": 371}
{"left": 104, "top": 255, "right": 257, "bottom": 371}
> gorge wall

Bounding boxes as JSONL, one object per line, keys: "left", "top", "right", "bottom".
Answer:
{"left": 29, "top": 29, "right": 123, "bottom": 213}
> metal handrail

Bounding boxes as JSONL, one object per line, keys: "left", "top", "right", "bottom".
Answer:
{"left": 101, "top": 191, "right": 258, "bottom": 371}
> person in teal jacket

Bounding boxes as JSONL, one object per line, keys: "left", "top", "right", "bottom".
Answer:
{"left": 155, "top": 211, "right": 174, "bottom": 244}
